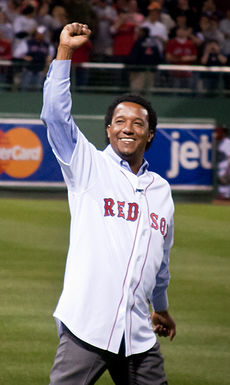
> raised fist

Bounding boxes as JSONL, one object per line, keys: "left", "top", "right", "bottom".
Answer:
{"left": 59, "top": 22, "right": 91, "bottom": 50}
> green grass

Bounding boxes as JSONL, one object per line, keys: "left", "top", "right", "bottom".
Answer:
{"left": 0, "top": 198, "right": 229, "bottom": 385}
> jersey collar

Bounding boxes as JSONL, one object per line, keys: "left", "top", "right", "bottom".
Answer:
{"left": 103, "top": 144, "right": 149, "bottom": 176}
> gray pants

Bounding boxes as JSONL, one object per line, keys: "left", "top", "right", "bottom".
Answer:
{"left": 49, "top": 329, "right": 168, "bottom": 385}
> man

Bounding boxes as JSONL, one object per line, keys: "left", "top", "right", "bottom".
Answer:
{"left": 41, "top": 22, "right": 176, "bottom": 385}
{"left": 215, "top": 125, "right": 230, "bottom": 200}
{"left": 141, "top": 2, "right": 168, "bottom": 57}
{"left": 21, "top": 25, "right": 55, "bottom": 90}
{"left": 166, "top": 26, "right": 197, "bottom": 89}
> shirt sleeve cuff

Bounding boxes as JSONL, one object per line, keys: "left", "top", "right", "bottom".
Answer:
{"left": 152, "top": 291, "right": 169, "bottom": 312}
{"left": 51, "top": 59, "right": 72, "bottom": 79}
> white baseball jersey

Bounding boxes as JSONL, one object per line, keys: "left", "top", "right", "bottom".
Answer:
{"left": 41, "top": 60, "right": 174, "bottom": 357}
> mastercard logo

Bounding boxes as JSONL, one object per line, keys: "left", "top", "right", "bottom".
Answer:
{"left": 0, "top": 127, "right": 43, "bottom": 178}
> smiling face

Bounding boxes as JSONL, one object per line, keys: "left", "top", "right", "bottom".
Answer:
{"left": 107, "top": 102, "right": 154, "bottom": 173}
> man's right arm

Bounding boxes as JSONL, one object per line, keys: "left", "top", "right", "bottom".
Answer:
{"left": 40, "top": 23, "right": 91, "bottom": 164}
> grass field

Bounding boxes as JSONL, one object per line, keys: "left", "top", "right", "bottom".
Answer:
{"left": 0, "top": 197, "right": 229, "bottom": 385}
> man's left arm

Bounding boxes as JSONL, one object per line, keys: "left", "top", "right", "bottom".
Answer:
{"left": 150, "top": 215, "right": 176, "bottom": 341}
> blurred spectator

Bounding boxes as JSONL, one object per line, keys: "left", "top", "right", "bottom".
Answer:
{"left": 169, "top": 0, "right": 197, "bottom": 29}
{"left": 135, "top": 0, "right": 150, "bottom": 16}
{"left": 200, "top": 39, "right": 227, "bottom": 91}
{"left": 219, "top": 8, "right": 230, "bottom": 59}
{"left": 71, "top": 39, "right": 92, "bottom": 87}
{"left": 201, "top": 0, "right": 224, "bottom": 20}
{"left": 169, "top": 10, "right": 189, "bottom": 38}
{"left": 51, "top": 4, "right": 68, "bottom": 28}
{"left": 156, "top": 0, "right": 176, "bottom": 35}
{"left": 190, "top": 14, "right": 210, "bottom": 59}
{"left": 219, "top": 9, "right": 230, "bottom": 89}
{"left": 12, "top": 4, "right": 37, "bottom": 57}
{"left": 127, "top": 0, "right": 144, "bottom": 26}
{"left": 204, "top": 15, "right": 225, "bottom": 48}
{"left": 63, "top": 0, "right": 97, "bottom": 36}
{"left": 141, "top": 2, "right": 168, "bottom": 57}
{"left": 20, "top": 25, "right": 55, "bottom": 90}
{"left": 110, "top": 7, "right": 138, "bottom": 61}
{"left": 127, "top": 26, "right": 164, "bottom": 92}
{"left": 91, "top": 0, "right": 117, "bottom": 61}
{"left": 11, "top": 3, "right": 38, "bottom": 89}
{"left": 0, "top": 30, "right": 12, "bottom": 85}
{"left": 113, "top": 0, "right": 129, "bottom": 13}
{"left": 0, "top": 30, "right": 11, "bottom": 59}
{"left": 0, "top": 7, "right": 14, "bottom": 40}
{"left": 36, "top": 1, "right": 61, "bottom": 42}
{"left": 2, "top": 0, "right": 20, "bottom": 23}
{"left": 215, "top": 125, "right": 230, "bottom": 200}
{"left": 166, "top": 26, "right": 197, "bottom": 89}
{"left": 48, "top": 5, "right": 68, "bottom": 54}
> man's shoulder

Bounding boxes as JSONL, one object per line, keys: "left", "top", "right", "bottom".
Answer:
{"left": 148, "top": 170, "right": 171, "bottom": 189}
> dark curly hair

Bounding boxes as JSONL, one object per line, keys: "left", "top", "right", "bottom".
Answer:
{"left": 105, "top": 93, "right": 157, "bottom": 150}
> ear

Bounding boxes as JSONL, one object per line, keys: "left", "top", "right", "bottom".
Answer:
{"left": 106, "top": 125, "right": 111, "bottom": 139}
{"left": 148, "top": 130, "right": 154, "bottom": 142}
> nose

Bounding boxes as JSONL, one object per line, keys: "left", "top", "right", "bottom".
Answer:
{"left": 122, "top": 121, "right": 134, "bottom": 134}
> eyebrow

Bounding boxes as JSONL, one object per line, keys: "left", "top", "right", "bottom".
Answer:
{"left": 114, "top": 115, "right": 145, "bottom": 122}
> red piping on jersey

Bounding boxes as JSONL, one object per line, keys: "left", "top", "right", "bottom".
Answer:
{"left": 129, "top": 175, "right": 154, "bottom": 354}
{"left": 106, "top": 211, "right": 142, "bottom": 351}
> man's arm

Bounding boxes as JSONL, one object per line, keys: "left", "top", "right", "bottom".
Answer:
{"left": 150, "top": 215, "right": 176, "bottom": 341}
{"left": 40, "top": 23, "right": 91, "bottom": 164}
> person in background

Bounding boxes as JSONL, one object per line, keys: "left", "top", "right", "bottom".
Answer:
{"left": 156, "top": 0, "right": 176, "bottom": 36}
{"left": 128, "top": 26, "right": 164, "bottom": 92}
{"left": 141, "top": 2, "right": 168, "bottom": 58}
{"left": 201, "top": 0, "right": 224, "bottom": 21}
{"left": 2, "top": 0, "right": 20, "bottom": 23}
{"left": 71, "top": 37, "right": 92, "bottom": 87}
{"left": 110, "top": 3, "right": 143, "bottom": 62}
{"left": 91, "top": 0, "right": 117, "bottom": 61}
{"left": 215, "top": 125, "right": 230, "bottom": 200}
{"left": 203, "top": 15, "right": 225, "bottom": 49}
{"left": 11, "top": 3, "right": 37, "bottom": 89}
{"left": 169, "top": 10, "right": 189, "bottom": 38}
{"left": 0, "top": 29, "right": 12, "bottom": 85}
{"left": 190, "top": 13, "right": 210, "bottom": 60}
{"left": 20, "top": 25, "right": 55, "bottom": 90}
{"left": 112, "top": 0, "right": 129, "bottom": 13}
{"left": 168, "top": 0, "right": 197, "bottom": 30}
{"left": 219, "top": 8, "right": 230, "bottom": 89}
{"left": 0, "top": 7, "right": 14, "bottom": 41}
{"left": 166, "top": 26, "right": 197, "bottom": 89}
{"left": 63, "top": 0, "right": 98, "bottom": 37}
{"left": 36, "top": 2, "right": 68, "bottom": 44}
{"left": 200, "top": 39, "right": 227, "bottom": 92}
{"left": 0, "top": 30, "right": 12, "bottom": 59}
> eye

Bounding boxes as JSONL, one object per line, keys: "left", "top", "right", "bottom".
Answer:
{"left": 134, "top": 121, "right": 143, "bottom": 127}
{"left": 116, "top": 119, "right": 124, "bottom": 124}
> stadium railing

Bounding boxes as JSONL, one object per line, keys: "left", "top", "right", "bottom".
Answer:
{"left": 0, "top": 59, "right": 230, "bottom": 94}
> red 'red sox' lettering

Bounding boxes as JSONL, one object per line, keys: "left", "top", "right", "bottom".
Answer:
{"left": 127, "top": 203, "right": 138, "bottom": 221}
{"left": 150, "top": 213, "right": 158, "bottom": 230}
{"left": 104, "top": 198, "right": 115, "bottom": 217}
{"left": 117, "top": 201, "right": 125, "bottom": 218}
{"left": 104, "top": 199, "right": 168, "bottom": 238}
{"left": 104, "top": 198, "right": 138, "bottom": 221}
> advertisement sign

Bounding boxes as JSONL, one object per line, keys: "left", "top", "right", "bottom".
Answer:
{"left": 0, "top": 119, "right": 63, "bottom": 185}
{"left": 0, "top": 119, "right": 214, "bottom": 190}
{"left": 146, "top": 123, "right": 214, "bottom": 190}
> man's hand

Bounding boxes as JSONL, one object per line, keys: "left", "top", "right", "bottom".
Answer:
{"left": 57, "top": 22, "right": 91, "bottom": 60}
{"left": 152, "top": 309, "right": 176, "bottom": 341}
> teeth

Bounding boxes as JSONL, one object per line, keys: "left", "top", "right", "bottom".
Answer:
{"left": 120, "top": 138, "right": 134, "bottom": 142}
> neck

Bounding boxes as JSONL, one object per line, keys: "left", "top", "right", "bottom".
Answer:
{"left": 124, "top": 156, "right": 144, "bottom": 175}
